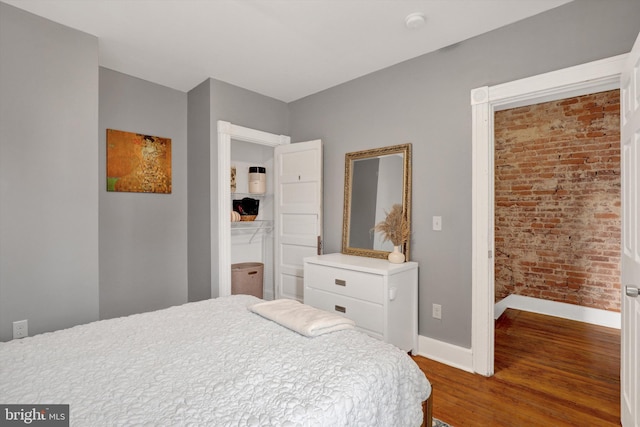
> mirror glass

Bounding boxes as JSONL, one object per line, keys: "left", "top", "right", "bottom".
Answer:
{"left": 341, "top": 144, "right": 412, "bottom": 260}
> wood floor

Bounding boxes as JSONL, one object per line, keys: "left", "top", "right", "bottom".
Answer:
{"left": 412, "top": 309, "right": 621, "bottom": 427}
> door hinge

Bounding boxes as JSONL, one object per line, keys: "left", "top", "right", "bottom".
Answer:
{"left": 488, "top": 250, "right": 493, "bottom": 259}
{"left": 317, "top": 236, "right": 323, "bottom": 255}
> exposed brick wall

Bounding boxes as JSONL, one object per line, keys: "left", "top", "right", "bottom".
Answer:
{"left": 494, "top": 90, "right": 620, "bottom": 312}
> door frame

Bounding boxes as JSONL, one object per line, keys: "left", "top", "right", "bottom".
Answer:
{"left": 470, "top": 54, "right": 627, "bottom": 376}
{"left": 214, "top": 121, "right": 290, "bottom": 297}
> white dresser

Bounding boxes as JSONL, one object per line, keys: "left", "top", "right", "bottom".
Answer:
{"left": 303, "top": 253, "right": 418, "bottom": 352}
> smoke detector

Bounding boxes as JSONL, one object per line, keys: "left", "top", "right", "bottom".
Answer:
{"left": 405, "top": 12, "right": 426, "bottom": 30}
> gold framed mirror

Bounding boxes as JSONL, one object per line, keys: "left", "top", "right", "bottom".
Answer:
{"left": 341, "top": 143, "right": 412, "bottom": 260}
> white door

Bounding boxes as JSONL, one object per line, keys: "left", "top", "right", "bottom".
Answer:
{"left": 274, "top": 140, "right": 322, "bottom": 301}
{"left": 621, "top": 32, "right": 640, "bottom": 427}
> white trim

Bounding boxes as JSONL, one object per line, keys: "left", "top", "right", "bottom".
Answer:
{"left": 471, "top": 86, "right": 494, "bottom": 376}
{"left": 471, "top": 54, "right": 627, "bottom": 377}
{"left": 215, "top": 123, "right": 231, "bottom": 298}
{"left": 489, "top": 54, "right": 626, "bottom": 110}
{"left": 495, "top": 295, "right": 621, "bottom": 329}
{"left": 214, "top": 121, "right": 290, "bottom": 297}
{"left": 415, "top": 335, "right": 474, "bottom": 373}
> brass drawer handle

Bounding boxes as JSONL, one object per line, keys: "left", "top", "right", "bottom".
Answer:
{"left": 335, "top": 279, "right": 346, "bottom": 286}
{"left": 334, "top": 305, "right": 346, "bottom": 313}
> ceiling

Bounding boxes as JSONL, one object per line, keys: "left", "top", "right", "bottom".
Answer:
{"left": 4, "top": 0, "right": 572, "bottom": 102}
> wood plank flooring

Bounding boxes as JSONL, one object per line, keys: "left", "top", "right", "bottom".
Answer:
{"left": 412, "top": 309, "right": 621, "bottom": 426}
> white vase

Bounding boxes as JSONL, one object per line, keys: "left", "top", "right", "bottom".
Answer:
{"left": 388, "top": 246, "right": 405, "bottom": 263}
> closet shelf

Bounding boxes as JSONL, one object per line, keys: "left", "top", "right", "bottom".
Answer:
{"left": 231, "top": 220, "right": 273, "bottom": 242}
{"left": 231, "top": 192, "right": 268, "bottom": 198}
{"left": 231, "top": 220, "right": 272, "bottom": 230}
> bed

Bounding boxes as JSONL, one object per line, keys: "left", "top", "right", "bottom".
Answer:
{"left": 0, "top": 295, "right": 431, "bottom": 426}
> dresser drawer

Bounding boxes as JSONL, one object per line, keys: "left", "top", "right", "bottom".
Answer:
{"left": 305, "top": 263, "right": 384, "bottom": 304}
{"left": 304, "top": 287, "right": 384, "bottom": 335}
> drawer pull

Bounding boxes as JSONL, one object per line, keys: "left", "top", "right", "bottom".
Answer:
{"left": 334, "top": 305, "right": 346, "bottom": 313}
{"left": 335, "top": 279, "right": 346, "bottom": 286}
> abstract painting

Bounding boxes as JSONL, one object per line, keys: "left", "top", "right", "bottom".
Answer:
{"left": 106, "top": 129, "right": 172, "bottom": 194}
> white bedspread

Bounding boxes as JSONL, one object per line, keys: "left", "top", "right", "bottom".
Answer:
{"left": 0, "top": 295, "right": 430, "bottom": 426}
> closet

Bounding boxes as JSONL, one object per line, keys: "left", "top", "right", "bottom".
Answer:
{"left": 230, "top": 140, "right": 276, "bottom": 298}
{"left": 215, "top": 121, "right": 322, "bottom": 301}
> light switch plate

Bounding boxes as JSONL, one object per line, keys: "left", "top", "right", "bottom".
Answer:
{"left": 432, "top": 216, "right": 442, "bottom": 231}
{"left": 432, "top": 304, "right": 442, "bottom": 319}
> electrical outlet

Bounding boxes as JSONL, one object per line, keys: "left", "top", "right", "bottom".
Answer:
{"left": 13, "top": 320, "right": 28, "bottom": 339}
{"left": 432, "top": 304, "right": 442, "bottom": 320}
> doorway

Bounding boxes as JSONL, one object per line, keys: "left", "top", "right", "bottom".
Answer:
{"left": 493, "top": 90, "right": 621, "bottom": 313}
{"left": 492, "top": 91, "right": 622, "bottom": 397}
{"left": 215, "top": 121, "right": 291, "bottom": 298}
{"left": 215, "top": 121, "right": 323, "bottom": 301}
{"left": 470, "top": 53, "right": 627, "bottom": 376}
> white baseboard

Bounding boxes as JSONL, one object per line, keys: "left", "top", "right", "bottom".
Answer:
{"left": 415, "top": 335, "right": 474, "bottom": 373}
{"left": 494, "top": 294, "right": 620, "bottom": 329}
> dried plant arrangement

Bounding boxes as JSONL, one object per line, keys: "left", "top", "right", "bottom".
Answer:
{"left": 374, "top": 203, "right": 409, "bottom": 247}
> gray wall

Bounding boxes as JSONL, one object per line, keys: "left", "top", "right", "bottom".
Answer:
{"left": 0, "top": 3, "right": 99, "bottom": 341}
{"left": 187, "top": 78, "right": 289, "bottom": 301}
{"left": 288, "top": 0, "right": 640, "bottom": 348}
{"left": 99, "top": 68, "right": 188, "bottom": 320}
{"left": 3, "top": 0, "right": 640, "bottom": 349}
{"left": 187, "top": 80, "right": 213, "bottom": 302}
